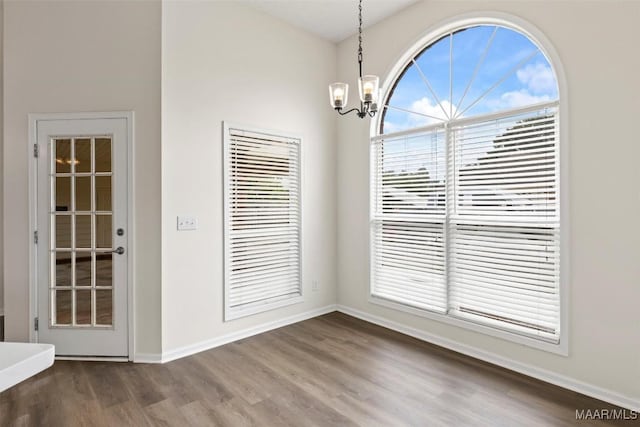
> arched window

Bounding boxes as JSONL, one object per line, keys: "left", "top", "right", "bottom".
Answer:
{"left": 370, "top": 22, "right": 563, "bottom": 347}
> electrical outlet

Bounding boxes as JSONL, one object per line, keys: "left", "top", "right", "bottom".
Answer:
{"left": 312, "top": 280, "right": 319, "bottom": 291}
{"left": 177, "top": 215, "right": 198, "bottom": 231}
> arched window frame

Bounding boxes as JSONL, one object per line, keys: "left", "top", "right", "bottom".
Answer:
{"left": 369, "top": 13, "right": 569, "bottom": 355}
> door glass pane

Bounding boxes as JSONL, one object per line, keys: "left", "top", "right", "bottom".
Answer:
{"left": 76, "top": 290, "right": 92, "bottom": 325}
{"left": 95, "top": 138, "right": 112, "bottom": 173}
{"left": 75, "top": 176, "right": 92, "bottom": 211}
{"left": 96, "top": 289, "right": 113, "bottom": 326}
{"left": 55, "top": 139, "right": 72, "bottom": 173}
{"left": 76, "top": 254, "right": 92, "bottom": 287}
{"left": 96, "top": 215, "right": 112, "bottom": 249}
{"left": 96, "top": 254, "right": 113, "bottom": 287}
{"left": 50, "top": 135, "right": 116, "bottom": 328}
{"left": 55, "top": 290, "right": 71, "bottom": 325}
{"left": 55, "top": 215, "right": 71, "bottom": 249}
{"left": 55, "top": 177, "right": 71, "bottom": 211}
{"left": 76, "top": 215, "right": 92, "bottom": 248}
{"left": 75, "top": 138, "right": 91, "bottom": 173}
{"left": 55, "top": 252, "right": 72, "bottom": 287}
{"left": 95, "top": 176, "right": 111, "bottom": 211}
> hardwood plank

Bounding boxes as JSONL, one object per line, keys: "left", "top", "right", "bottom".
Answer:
{"left": 102, "top": 400, "right": 154, "bottom": 427}
{"left": 115, "top": 362, "right": 165, "bottom": 408}
{"left": 194, "top": 344, "right": 275, "bottom": 405}
{"left": 144, "top": 399, "right": 190, "bottom": 426}
{"left": 162, "top": 356, "right": 233, "bottom": 407}
{"left": 140, "top": 363, "right": 197, "bottom": 408}
{"left": 83, "top": 362, "right": 132, "bottom": 409}
{"left": 181, "top": 397, "right": 259, "bottom": 427}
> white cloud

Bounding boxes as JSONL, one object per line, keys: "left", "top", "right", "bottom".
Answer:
{"left": 516, "top": 63, "right": 556, "bottom": 94}
{"left": 383, "top": 121, "right": 401, "bottom": 133}
{"left": 488, "top": 89, "right": 551, "bottom": 110}
{"left": 384, "top": 97, "right": 462, "bottom": 132}
{"left": 409, "top": 97, "right": 459, "bottom": 124}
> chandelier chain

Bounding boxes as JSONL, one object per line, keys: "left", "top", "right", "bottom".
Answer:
{"left": 357, "top": 0, "right": 363, "bottom": 66}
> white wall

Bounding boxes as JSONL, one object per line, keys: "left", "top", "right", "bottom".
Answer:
{"left": 3, "top": 0, "right": 162, "bottom": 354}
{"left": 0, "top": 0, "right": 4, "bottom": 319}
{"left": 337, "top": 0, "right": 640, "bottom": 404}
{"left": 161, "top": 1, "right": 337, "bottom": 352}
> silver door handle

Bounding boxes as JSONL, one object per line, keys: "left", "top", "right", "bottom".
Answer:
{"left": 113, "top": 247, "right": 125, "bottom": 255}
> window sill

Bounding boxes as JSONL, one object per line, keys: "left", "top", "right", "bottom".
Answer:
{"left": 368, "top": 295, "right": 568, "bottom": 356}
{"left": 225, "top": 294, "right": 304, "bottom": 322}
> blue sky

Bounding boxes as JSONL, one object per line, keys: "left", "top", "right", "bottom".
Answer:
{"left": 383, "top": 25, "right": 559, "bottom": 133}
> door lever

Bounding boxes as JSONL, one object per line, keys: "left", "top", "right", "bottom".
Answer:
{"left": 113, "top": 246, "right": 125, "bottom": 255}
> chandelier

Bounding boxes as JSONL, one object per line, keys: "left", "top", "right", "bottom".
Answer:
{"left": 328, "top": 0, "right": 379, "bottom": 118}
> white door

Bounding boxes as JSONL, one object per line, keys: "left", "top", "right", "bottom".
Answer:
{"left": 35, "top": 116, "right": 129, "bottom": 358}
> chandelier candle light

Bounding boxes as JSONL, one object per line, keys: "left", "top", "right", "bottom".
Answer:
{"left": 329, "top": 0, "right": 379, "bottom": 118}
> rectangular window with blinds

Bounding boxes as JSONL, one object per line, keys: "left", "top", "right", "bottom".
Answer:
{"left": 370, "top": 103, "right": 560, "bottom": 344}
{"left": 223, "top": 123, "right": 302, "bottom": 321}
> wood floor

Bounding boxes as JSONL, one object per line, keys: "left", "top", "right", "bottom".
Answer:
{"left": 0, "top": 312, "right": 631, "bottom": 426}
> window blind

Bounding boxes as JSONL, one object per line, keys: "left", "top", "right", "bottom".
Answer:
{"left": 224, "top": 125, "right": 302, "bottom": 320}
{"left": 371, "top": 129, "right": 447, "bottom": 313}
{"left": 449, "top": 109, "right": 559, "bottom": 341}
{"left": 370, "top": 104, "right": 560, "bottom": 342}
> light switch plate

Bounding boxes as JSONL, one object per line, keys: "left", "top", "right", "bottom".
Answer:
{"left": 177, "top": 216, "right": 198, "bottom": 231}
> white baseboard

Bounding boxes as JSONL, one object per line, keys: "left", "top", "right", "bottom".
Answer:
{"left": 159, "top": 304, "right": 337, "bottom": 364}
{"left": 336, "top": 304, "right": 639, "bottom": 413}
{"left": 56, "top": 356, "right": 128, "bottom": 362}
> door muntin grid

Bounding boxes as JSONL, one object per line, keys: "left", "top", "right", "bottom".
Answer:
{"left": 50, "top": 136, "right": 114, "bottom": 328}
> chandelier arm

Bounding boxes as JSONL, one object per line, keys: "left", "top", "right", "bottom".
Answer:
{"left": 336, "top": 107, "right": 363, "bottom": 116}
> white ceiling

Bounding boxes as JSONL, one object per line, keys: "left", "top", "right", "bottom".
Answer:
{"left": 241, "top": 0, "right": 419, "bottom": 42}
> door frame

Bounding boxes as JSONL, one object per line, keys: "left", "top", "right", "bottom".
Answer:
{"left": 28, "top": 112, "right": 135, "bottom": 361}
